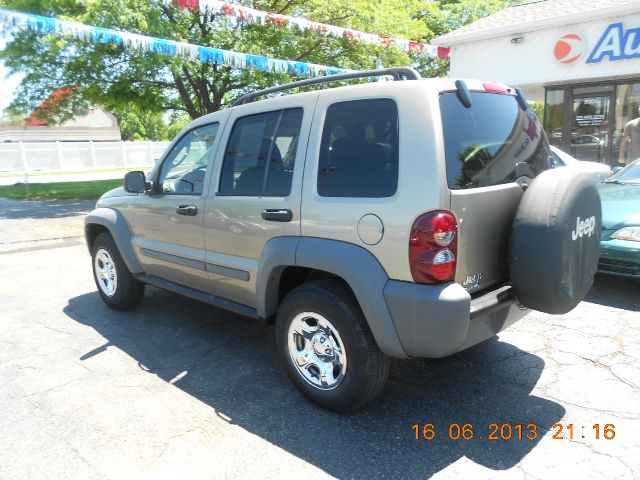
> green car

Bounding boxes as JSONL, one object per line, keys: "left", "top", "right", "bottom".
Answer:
{"left": 597, "top": 159, "right": 640, "bottom": 278}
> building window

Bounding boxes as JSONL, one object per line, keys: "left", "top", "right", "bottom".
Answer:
{"left": 544, "top": 89, "right": 564, "bottom": 148}
{"left": 614, "top": 82, "right": 640, "bottom": 162}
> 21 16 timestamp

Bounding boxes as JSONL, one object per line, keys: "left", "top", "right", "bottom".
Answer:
{"left": 551, "top": 423, "right": 616, "bottom": 440}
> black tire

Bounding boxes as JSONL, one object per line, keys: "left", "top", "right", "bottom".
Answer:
{"left": 276, "top": 279, "right": 390, "bottom": 412}
{"left": 509, "top": 168, "right": 602, "bottom": 314}
{"left": 91, "top": 232, "right": 145, "bottom": 310}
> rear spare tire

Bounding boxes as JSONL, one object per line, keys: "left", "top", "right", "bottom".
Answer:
{"left": 509, "top": 168, "right": 601, "bottom": 314}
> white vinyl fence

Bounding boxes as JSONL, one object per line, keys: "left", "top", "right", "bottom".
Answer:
{"left": 0, "top": 141, "right": 171, "bottom": 175}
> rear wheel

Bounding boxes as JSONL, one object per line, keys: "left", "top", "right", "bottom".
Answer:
{"left": 92, "top": 232, "right": 145, "bottom": 310}
{"left": 276, "top": 279, "right": 390, "bottom": 412}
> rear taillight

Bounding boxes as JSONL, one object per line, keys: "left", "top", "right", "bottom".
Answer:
{"left": 409, "top": 211, "right": 458, "bottom": 284}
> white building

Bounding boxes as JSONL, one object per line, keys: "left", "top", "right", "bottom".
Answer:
{"left": 432, "top": 0, "right": 640, "bottom": 165}
{"left": 0, "top": 88, "right": 121, "bottom": 142}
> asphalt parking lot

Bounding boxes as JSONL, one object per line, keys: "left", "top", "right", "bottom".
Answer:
{"left": 1, "top": 198, "right": 639, "bottom": 480}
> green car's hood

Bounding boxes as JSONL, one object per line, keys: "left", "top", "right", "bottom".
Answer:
{"left": 597, "top": 182, "right": 640, "bottom": 229}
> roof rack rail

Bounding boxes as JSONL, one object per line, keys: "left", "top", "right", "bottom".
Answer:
{"left": 232, "top": 67, "right": 422, "bottom": 106}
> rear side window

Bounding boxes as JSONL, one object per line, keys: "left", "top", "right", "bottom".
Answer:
{"left": 318, "top": 99, "right": 398, "bottom": 197}
{"left": 440, "top": 92, "right": 551, "bottom": 190}
{"left": 219, "top": 108, "right": 303, "bottom": 196}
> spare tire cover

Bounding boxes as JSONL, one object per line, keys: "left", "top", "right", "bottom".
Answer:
{"left": 509, "top": 168, "right": 601, "bottom": 314}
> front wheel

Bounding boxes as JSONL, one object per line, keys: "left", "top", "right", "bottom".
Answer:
{"left": 276, "top": 279, "right": 390, "bottom": 412}
{"left": 92, "top": 232, "right": 145, "bottom": 310}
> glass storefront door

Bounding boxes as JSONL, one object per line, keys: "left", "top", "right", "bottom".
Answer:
{"left": 570, "top": 95, "right": 611, "bottom": 163}
{"left": 545, "top": 82, "right": 640, "bottom": 166}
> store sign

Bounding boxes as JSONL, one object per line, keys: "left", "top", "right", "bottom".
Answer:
{"left": 575, "top": 114, "right": 605, "bottom": 126}
{"left": 586, "top": 23, "right": 640, "bottom": 63}
{"left": 555, "top": 23, "right": 640, "bottom": 65}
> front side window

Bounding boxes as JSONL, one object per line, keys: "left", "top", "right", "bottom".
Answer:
{"left": 157, "top": 123, "right": 220, "bottom": 195}
{"left": 318, "top": 99, "right": 399, "bottom": 198}
{"left": 219, "top": 108, "right": 303, "bottom": 196}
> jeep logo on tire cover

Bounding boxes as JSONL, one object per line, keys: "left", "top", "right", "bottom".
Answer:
{"left": 571, "top": 215, "right": 596, "bottom": 241}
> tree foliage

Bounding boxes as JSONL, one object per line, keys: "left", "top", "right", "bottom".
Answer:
{"left": 0, "top": 0, "right": 512, "bottom": 137}
{"left": 117, "top": 107, "right": 190, "bottom": 140}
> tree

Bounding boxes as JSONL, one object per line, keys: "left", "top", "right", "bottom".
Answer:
{"left": 0, "top": 0, "right": 434, "bottom": 120}
{"left": 116, "top": 107, "right": 190, "bottom": 140}
{"left": 425, "top": 0, "right": 514, "bottom": 36}
{"left": 0, "top": 0, "right": 512, "bottom": 125}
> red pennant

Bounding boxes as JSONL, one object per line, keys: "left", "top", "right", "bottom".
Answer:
{"left": 174, "top": 0, "right": 198, "bottom": 12}
{"left": 437, "top": 46, "right": 450, "bottom": 59}
{"left": 409, "top": 41, "right": 424, "bottom": 54}
{"left": 222, "top": 2, "right": 234, "bottom": 15}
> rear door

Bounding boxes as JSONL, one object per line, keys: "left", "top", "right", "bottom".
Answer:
{"left": 439, "top": 90, "right": 552, "bottom": 294}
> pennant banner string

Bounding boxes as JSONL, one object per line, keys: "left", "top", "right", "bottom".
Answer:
{"left": 0, "top": 8, "right": 357, "bottom": 78}
{"left": 167, "top": 0, "right": 450, "bottom": 59}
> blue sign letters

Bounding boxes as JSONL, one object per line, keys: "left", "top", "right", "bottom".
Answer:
{"left": 587, "top": 23, "right": 640, "bottom": 63}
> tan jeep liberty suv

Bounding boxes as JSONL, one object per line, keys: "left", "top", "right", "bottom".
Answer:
{"left": 85, "top": 68, "right": 602, "bottom": 411}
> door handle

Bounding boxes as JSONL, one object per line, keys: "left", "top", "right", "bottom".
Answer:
{"left": 261, "top": 209, "right": 293, "bottom": 222}
{"left": 176, "top": 205, "right": 198, "bottom": 216}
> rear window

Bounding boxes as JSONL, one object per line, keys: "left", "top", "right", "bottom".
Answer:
{"left": 440, "top": 91, "right": 552, "bottom": 190}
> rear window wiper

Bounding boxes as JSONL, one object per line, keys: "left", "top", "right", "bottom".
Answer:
{"left": 604, "top": 179, "right": 625, "bottom": 184}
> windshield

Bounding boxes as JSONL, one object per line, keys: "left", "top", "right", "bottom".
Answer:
{"left": 440, "top": 91, "right": 552, "bottom": 190}
{"left": 609, "top": 159, "right": 640, "bottom": 184}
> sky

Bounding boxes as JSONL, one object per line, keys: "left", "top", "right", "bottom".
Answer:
{"left": 0, "top": 63, "right": 22, "bottom": 115}
{"left": 0, "top": 37, "right": 23, "bottom": 118}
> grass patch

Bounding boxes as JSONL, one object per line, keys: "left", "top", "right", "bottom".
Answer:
{"left": 0, "top": 167, "right": 137, "bottom": 178}
{"left": 0, "top": 179, "right": 123, "bottom": 201}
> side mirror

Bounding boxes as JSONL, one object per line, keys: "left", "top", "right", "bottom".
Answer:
{"left": 124, "top": 171, "right": 147, "bottom": 193}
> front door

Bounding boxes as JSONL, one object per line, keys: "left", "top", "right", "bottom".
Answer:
{"left": 126, "top": 120, "right": 224, "bottom": 292}
{"left": 202, "top": 94, "right": 315, "bottom": 308}
{"left": 570, "top": 94, "right": 612, "bottom": 163}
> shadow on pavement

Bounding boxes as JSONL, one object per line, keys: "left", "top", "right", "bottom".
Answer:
{"left": 0, "top": 198, "right": 96, "bottom": 220}
{"left": 585, "top": 273, "right": 639, "bottom": 312}
{"left": 64, "top": 289, "right": 565, "bottom": 479}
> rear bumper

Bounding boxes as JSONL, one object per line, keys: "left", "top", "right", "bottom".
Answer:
{"left": 383, "top": 281, "right": 529, "bottom": 358}
{"left": 598, "top": 238, "right": 640, "bottom": 278}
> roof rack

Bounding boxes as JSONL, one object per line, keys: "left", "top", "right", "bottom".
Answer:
{"left": 232, "top": 67, "right": 422, "bottom": 106}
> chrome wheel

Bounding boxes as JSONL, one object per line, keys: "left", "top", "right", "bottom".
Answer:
{"left": 94, "top": 248, "right": 118, "bottom": 297}
{"left": 287, "top": 312, "right": 347, "bottom": 390}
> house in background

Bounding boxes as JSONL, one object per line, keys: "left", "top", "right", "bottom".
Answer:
{"left": 0, "top": 88, "right": 121, "bottom": 142}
